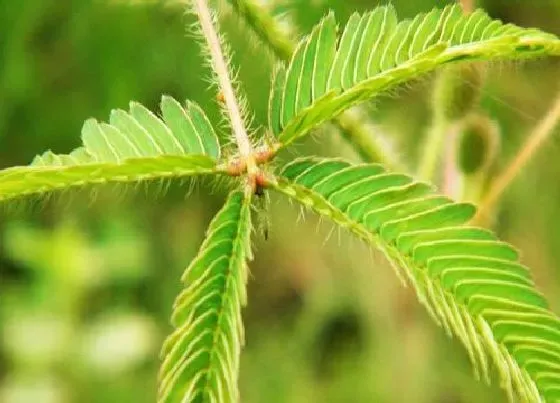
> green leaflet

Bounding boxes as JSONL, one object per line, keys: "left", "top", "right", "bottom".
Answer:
{"left": 273, "top": 157, "right": 560, "bottom": 402}
{"left": 268, "top": 4, "right": 560, "bottom": 147}
{"left": 0, "top": 96, "right": 221, "bottom": 202}
{"left": 158, "top": 190, "right": 252, "bottom": 403}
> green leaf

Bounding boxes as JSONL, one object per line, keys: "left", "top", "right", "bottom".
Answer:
{"left": 158, "top": 190, "right": 252, "bottom": 403}
{"left": 273, "top": 157, "right": 560, "bottom": 402}
{"left": 0, "top": 96, "right": 222, "bottom": 202}
{"left": 268, "top": 4, "right": 560, "bottom": 147}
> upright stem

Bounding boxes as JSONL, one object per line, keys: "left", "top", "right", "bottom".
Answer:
{"left": 193, "top": 0, "right": 254, "bottom": 160}
{"left": 475, "top": 90, "right": 560, "bottom": 221}
{"left": 418, "top": 1, "right": 481, "bottom": 183}
{"left": 418, "top": 114, "right": 448, "bottom": 182}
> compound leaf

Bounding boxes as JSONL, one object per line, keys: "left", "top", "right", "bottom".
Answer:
{"left": 269, "top": 5, "right": 560, "bottom": 147}
{"left": 274, "top": 157, "right": 560, "bottom": 402}
{"left": 158, "top": 190, "right": 252, "bottom": 403}
{"left": 0, "top": 96, "right": 221, "bottom": 202}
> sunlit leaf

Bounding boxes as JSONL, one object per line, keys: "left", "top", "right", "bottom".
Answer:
{"left": 274, "top": 157, "right": 560, "bottom": 402}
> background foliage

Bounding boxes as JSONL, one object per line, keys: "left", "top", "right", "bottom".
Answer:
{"left": 1, "top": 0, "right": 559, "bottom": 402}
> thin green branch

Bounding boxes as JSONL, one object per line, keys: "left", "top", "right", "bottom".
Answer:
{"left": 225, "top": 0, "right": 294, "bottom": 60}
{"left": 418, "top": 113, "right": 449, "bottom": 182}
{"left": 223, "top": 0, "right": 399, "bottom": 167}
{"left": 418, "top": 1, "right": 484, "bottom": 184}
{"left": 335, "top": 110, "right": 402, "bottom": 169}
{"left": 475, "top": 90, "right": 560, "bottom": 222}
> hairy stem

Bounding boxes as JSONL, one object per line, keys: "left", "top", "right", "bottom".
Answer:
{"left": 224, "top": 0, "right": 399, "bottom": 168}
{"left": 475, "top": 90, "right": 560, "bottom": 222}
{"left": 193, "top": 0, "right": 254, "bottom": 160}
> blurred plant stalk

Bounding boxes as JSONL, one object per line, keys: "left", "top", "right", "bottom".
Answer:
{"left": 474, "top": 90, "right": 560, "bottom": 224}
{"left": 419, "top": 63, "right": 488, "bottom": 186}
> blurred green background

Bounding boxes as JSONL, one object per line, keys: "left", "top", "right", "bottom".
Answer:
{"left": 1, "top": 0, "right": 560, "bottom": 402}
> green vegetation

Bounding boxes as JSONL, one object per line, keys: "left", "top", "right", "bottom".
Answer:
{"left": 1, "top": 0, "right": 560, "bottom": 402}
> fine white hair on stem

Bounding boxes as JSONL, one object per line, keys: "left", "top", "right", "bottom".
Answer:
{"left": 192, "top": 0, "right": 254, "bottom": 159}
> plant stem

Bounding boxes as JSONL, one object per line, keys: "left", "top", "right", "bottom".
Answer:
{"left": 193, "top": 0, "right": 254, "bottom": 160}
{"left": 420, "top": 1, "right": 480, "bottom": 184}
{"left": 226, "top": 0, "right": 294, "bottom": 61}
{"left": 418, "top": 113, "right": 448, "bottom": 182}
{"left": 224, "top": 0, "right": 399, "bottom": 168}
{"left": 475, "top": 90, "right": 560, "bottom": 222}
{"left": 335, "top": 110, "right": 402, "bottom": 169}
